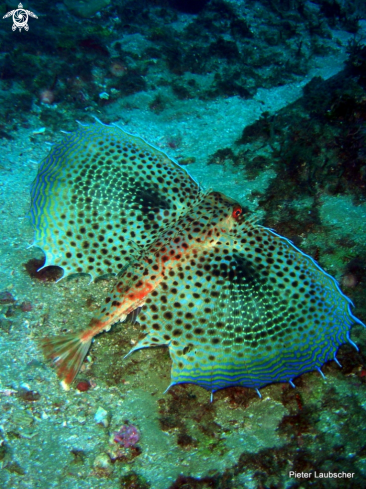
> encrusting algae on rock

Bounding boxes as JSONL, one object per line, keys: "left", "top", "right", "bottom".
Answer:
{"left": 30, "top": 120, "right": 365, "bottom": 396}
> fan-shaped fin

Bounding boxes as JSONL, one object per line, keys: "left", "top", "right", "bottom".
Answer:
{"left": 30, "top": 121, "right": 202, "bottom": 280}
{"left": 126, "top": 216, "right": 364, "bottom": 393}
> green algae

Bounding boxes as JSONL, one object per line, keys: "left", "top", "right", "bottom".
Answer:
{"left": 216, "top": 398, "right": 288, "bottom": 455}
{"left": 319, "top": 195, "right": 366, "bottom": 246}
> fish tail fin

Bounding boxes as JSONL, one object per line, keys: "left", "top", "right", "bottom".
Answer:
{"left": 41, "top": 332, "right": 92, "bottom": 390}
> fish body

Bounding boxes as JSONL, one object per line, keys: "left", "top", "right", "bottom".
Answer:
{"left": 35, "top": 123, "right": 365, "bottom": 395}
{"left": 42, "top": 192, "right": 244, "bottom": 388}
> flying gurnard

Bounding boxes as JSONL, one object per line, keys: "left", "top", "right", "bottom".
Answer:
{"left": 30, "top": 121, "right": 365, "bottom": 396}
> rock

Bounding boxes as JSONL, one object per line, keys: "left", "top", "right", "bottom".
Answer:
{"left": 93, "top": 453, "right": 113, "bottom": 477}
{"left": 0, "top": 291, "right": 16, "bottom": 304}
{"left": 94, "top": 406, "right": 109, "bottom": 427}
{"left": 63, "top": 0, "right": 111, "bottom": 18}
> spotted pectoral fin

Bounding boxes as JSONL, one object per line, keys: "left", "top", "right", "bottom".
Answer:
{"left": 217, "top": 224, "right": 362, "bottom": 386}
{"left": 30, "top": 121, "right": 202, "bottom": 280}
{"left": 165, "top": 242, "right": 349, "bottom": 391}
{"left": 129, "top": 225, "right": 363, "bottom": 392}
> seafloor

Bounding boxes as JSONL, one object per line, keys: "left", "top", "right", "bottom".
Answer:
{"left": 1, "top": 1, "right": 366, "bottom": 488}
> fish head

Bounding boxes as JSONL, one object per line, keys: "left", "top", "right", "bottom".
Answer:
{"left": 174, "top": 191, "right": 246, "bottom": 245}
{"left": 138, "top": 192, "right": 246, "bottom": 266}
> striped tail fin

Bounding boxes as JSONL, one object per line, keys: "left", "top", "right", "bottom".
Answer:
{"left": 42, "top": 333, "right": 92, "bottom": 390}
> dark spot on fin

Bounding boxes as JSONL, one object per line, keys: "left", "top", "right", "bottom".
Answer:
{"left": 129, "top": 182, "right": 171, "bottom": 211}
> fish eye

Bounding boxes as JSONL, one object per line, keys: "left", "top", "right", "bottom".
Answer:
{"left": 232, "top": 205, "right": 242, "bottom": 220}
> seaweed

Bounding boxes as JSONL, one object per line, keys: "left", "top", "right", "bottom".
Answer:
{"left": 23, "top": 257, "right": 63, "bottom": 283}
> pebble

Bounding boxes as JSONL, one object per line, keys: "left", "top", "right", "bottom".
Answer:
{"left": 0, "top": 291, "right": 16, "bottom": 304}
{"left": 32, "top": 127, "right": 46, "bottom": 135}
{"left": 76, "top": 381, "right": 91, "bottom": 392}
{"left": 93, "top": 453, "right": 114, "bottom": 476}
{"left": 94, "top": 406, "right": 109, "bottom": 427}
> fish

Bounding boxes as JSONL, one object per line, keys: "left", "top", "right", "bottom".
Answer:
{"left": 41, "top": 191, "right": 237, "bottom": 388}
{"left": 30, "top": 120, "right": 203, "bottom": 280}
{"left": 34, "top": 122, "right": 365, "bottom": 395}
{"left": 41, "top": 191, "right": 364, "bottom": 393}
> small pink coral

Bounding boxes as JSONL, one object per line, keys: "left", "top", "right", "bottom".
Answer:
{"left": 113, "top": 425, "right": 139, "bottom": 448}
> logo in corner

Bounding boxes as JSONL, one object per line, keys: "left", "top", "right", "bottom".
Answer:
{"left": 3, "top": 3, "right": 38, "bottom": 32}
